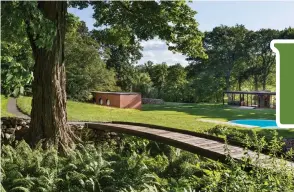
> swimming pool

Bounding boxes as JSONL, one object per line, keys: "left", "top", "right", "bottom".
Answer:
{"left": 229, "top": 119, "right": 277, "bottom": 128}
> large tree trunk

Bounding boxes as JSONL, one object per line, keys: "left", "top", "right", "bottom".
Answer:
{"left": 225, "top": 70, "right": 231, "bottom": 91}
{"left": 27, "top": 2, "right": 73, "bottom": 148}
{"left": 238, "top": 78, "right": 242, "bottom": 91}
{"left": 261, "top": 72, "right": 267, "bottom": 90}
{"left": 254, "top": 75, "right": 259, "bottom": 91}
{"left": 262, "top": 78, "right": 266, "bottom": 90}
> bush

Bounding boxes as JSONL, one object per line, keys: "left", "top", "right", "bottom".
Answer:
{"left": 1, "top": 132, "right": 294, "bottom": 192}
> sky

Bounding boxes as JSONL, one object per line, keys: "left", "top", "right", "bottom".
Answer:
{"left": 68, "top": 1, "right": 294, "bottom": 66}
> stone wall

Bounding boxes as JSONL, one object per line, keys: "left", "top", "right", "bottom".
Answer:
{"left": 3, "top": 117, "right": 293, "bottom": 152}
{"left": 1, "top": 117, "right": 121, "bottom": 145}
{"left": 142, "top": 98, "right": 164, "bottom": 105}
{"left": 1, "top": 117, "right": 30, "bottom": 142}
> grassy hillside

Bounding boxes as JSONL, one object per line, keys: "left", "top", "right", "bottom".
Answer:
{"left": 16, "top": 96, "right": 289, "bottom": 136}
{"left": 1, "top": 95, "right": 13, "bottom": 117}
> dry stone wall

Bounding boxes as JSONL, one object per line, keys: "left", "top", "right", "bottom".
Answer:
{"left": 142, "top": 98, "right": 164, "bottom": 104}
{"left": 2, "top": 117, "right": 294, "bottom": 152}
{"left": 1, "top": 117, "right": 30, "bottom": 142}
{"left": 1, "top": 117, "right": 121, "bottom": 145}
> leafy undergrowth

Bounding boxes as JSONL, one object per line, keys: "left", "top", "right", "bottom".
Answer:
{"left": 207, "top": 124, "right": 294, "bottom": 144}
{"left": 1, "top": 131, "right": 294, "bottom": 192}
{"left": 1, "top": 95, "right": 13, "bottom": 117}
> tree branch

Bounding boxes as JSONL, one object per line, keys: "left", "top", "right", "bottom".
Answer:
{"left": 117, "top": 1, "right": 134, "bottom": 15}
{"left": 37, "top": 1, "right": 57, "bottom": 21}
{"left": 25, "top": 20, "right": 37, "bottom": 59}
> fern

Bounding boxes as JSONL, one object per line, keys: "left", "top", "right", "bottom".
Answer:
{"left": 1, "top": 132, "right": 294, "bottom": 192}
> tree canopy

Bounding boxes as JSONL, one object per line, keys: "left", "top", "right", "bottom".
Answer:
{"left": 2, "top": 0, "right": 293, "bottom": 147}
{"left": 1, "top": 1, "right": 207, "bottom": 147}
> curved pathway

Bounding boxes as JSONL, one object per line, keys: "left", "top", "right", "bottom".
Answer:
{"left": 7, "top": 97, "right": 30, "bottom": 118}
{"left": 7, "top": 97, "right": 86, "bottom": 124}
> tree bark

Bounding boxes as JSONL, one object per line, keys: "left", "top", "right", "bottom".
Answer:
{"left": 262, "top": 78, "right": 266, "bottom": 90}
{"left": 225, "top": 70, "right": 231, "bottom": 91}
{"left": 28, "top": 2, "right": 72, "bottom": 148}
{"left": 238, "top": 78, "right": 242, "bottom": 91}
{"left": 254, "top": 75, "right": 259, "bottom": 91}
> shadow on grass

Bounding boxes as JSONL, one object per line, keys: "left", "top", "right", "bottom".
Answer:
{"left": 142, "top": 103, "right": 276, "bottom": 121}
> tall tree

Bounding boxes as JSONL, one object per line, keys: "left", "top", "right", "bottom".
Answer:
{"left": 186, "top": 56, "right": 226, "bottom": 102}
{"left": 132, "top": 72, "right": 153, "bottom": 97}
{"left": 65, "top": 14, "right": 118, "bottom": 101}
{"left": 149, "top": 63, "right": 169, "bottom": 98}
{"left": 242, "top": 30, "right": 263, "bottom": 90}
{"left": 106, "top": 45, "right": 141, "bottom": 91}
{"left": 27, "top": 2, "right": 70, "bottom": 148}
{"left": 164, "top": 64, "right": 188, "bottom": 102}
{"left": 279, "top": 27, "right": 294, "bottom": 39}
{"left": 205, "top": 25, "right": 248, "bottom": 91}
{"left": 254, "top": 29, "right": 279, "bottom": 90}
{"left": 91, "top": 26, "right": 143, "bottom": 91}
{"left": 2, "top": 1, "right": 206, "bottom": 147}
{"left": 2, "top": 1, "right": 73, "bottom": 148}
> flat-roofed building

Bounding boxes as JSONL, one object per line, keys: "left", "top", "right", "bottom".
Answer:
{"left": 92, "top": 91, "right": 142, "bottom": 110}
{"left": 223, "top": 90, "right": 276, "bottom": 108}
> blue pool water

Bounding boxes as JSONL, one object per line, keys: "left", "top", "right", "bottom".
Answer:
{"left": 229, "top": 119, "right": 277, "bottom": 128}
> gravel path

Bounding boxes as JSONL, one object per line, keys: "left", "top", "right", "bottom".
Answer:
{"left": 6, "top": 97, "right": 93, "bottom": 125}
{"left": 7, "top": 97, "right": 30, "bottom": 119}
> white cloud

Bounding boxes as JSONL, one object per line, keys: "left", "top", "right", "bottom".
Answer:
{"left": 68, "top": 8, "right": 189, "bottom": 66}
{"left": 138, "top": 39, "right": 189, "bottom": 66}
{"left": 143, "top": 51, "right": 155, "bottom": 58}
{"left": 141, "top": 39, "right": 166, "bottom": 51}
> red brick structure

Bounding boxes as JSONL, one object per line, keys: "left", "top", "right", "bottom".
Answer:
{"left": 92, "top": 91, "right": 142, "bottom": 110}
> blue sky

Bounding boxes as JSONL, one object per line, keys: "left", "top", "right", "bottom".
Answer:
{"left": 69, "top": 1, "right": 294, "bottom": 66}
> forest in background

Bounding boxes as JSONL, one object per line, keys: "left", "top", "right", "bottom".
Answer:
{"left": 1, "top": 2, "right": 294, "bottom": 191}
{"left": 2, "top": 12, "right": 293, "bottom": 103}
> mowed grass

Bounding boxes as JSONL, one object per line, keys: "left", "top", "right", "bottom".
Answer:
{"left": 1, "top": 95, "right": 13, "bottom": 117}
{"left": 16, "top": 96, "right": 294, "bottom": 138}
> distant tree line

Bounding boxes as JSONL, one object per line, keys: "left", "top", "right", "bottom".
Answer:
{"left": 2, "top": 12, "right": 293, "bottom": 103}
{"left": 134, "top": 26, "right": 293, "bottom": 103}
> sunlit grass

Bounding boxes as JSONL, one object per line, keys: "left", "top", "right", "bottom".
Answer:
{"left": 15, "top": 96, "right": 294, "bottom": 138}
{"left": 1, "top": 95, "right": 13, "bottom": 117}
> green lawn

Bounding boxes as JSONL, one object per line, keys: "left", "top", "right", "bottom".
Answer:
{"left": 16, "top": 96, "right": 294, "bottom": 139}
{"left": 1, "top": 95, "right": 13, "bottom": 117}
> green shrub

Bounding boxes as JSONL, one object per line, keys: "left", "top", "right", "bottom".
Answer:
{"left": 1, "top": 141, "right": 114, "bottom": 192}
{"left": 1, "top": 132, "right": 294, "bottom": 192}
